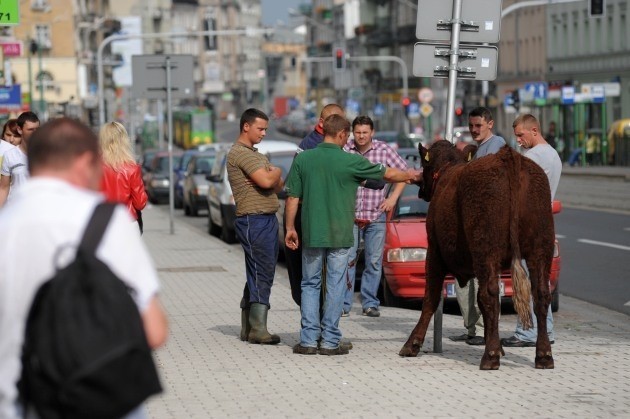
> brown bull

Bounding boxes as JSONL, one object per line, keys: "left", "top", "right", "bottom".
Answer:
{"left": 399, "top": 140, "right": 555, "bottom": 370}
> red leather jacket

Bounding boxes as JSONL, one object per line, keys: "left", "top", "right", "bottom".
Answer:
{"left": 100, "top": 162, "right": 147, "bottom": 220}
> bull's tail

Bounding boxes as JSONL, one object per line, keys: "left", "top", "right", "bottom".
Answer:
{"left": 503, "top": 148, "right": 533, "bottom": 329}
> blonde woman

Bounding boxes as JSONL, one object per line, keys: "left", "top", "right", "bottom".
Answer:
{"left": 99, "top": 121, "right": 148, "bottom": 233}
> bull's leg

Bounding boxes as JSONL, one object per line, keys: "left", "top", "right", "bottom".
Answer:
{"left": 399, "top": 260, "right": 446, "bottom": 357}
{"left": 476, "top": 266, "right": 503, "bottom": 370}
{"left": 528, "top": 259, "right": 554, "bottom": 369}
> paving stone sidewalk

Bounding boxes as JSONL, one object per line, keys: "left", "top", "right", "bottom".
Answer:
{"left": 142, "top": 206, "right": 630, "bottom": 419}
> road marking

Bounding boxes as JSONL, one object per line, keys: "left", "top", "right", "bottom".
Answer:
{"left": 556, "top": 234, "right": 566, "bottom": 239}
{"left": 578, "top": 239, "right": 630, "bottom": 252}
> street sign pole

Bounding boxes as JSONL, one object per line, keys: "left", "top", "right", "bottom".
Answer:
{"left": 166, "top": 56, "right": 175, "bottom": 235}
{"left": 445, "top": 0, "right": 464, "bottom": 142}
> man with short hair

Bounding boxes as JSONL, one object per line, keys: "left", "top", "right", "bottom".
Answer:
{"left": 0, "top": 111, "right": 40, "bottom": 207}
{"left": 342, "top": 115, "right": 408, "bottom": 318}
{"left": 285, "top": 114, "right": 419, "bottom": 355}
{"left": 0, "top": 117, "right": 168, "bottom": 419}
{"left": 285, "top": 103, "right": 346, "bottom": 306}
{"left": 229, "top": 108, "right": 284, "bottom": 345}
{"left": 450, "top": 107, "right": 506, "bottom": 346}
{"left": 502, "top": 113, "right": 561, "bottom": 347}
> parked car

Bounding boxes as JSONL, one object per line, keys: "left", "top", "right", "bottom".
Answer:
{"left": 453, "top": 126, "right": 474, "bottom": 150}
{"left": 182, "top": 151, "right": 218, "bottom": 216}
{"left": 143, "top": 151, "right": 183, "bottom": 204}
{"left": 174, "top": 149, "right": 201, "bottom": 209}
{"left": 380, "top": 182, "right": 561, "bottom": 311}
{"left": 374, "top": 131, "right": 416, "bottom": 150}
{"left": 139, "top": 148, "right": 159, "bottom": 177}
{"left": 206, "top": 140, "right": 299, "bottom": 244}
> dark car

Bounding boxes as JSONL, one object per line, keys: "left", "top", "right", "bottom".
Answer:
{"left": 144, "top": 151, "right": 183, "bottom": 204}
{"left": 174, "top": 149, "right": 200, "bottom": 209}
{"left": 182, "top": 151, "right": 218, "bottom": 216}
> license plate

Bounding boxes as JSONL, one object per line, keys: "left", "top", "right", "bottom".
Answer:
{"left": 446, "top": 283, "right": 456, "bottom": 297}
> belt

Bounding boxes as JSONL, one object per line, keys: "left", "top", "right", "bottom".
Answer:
{"left": 354, "top": 219, "right": 371, "bottom": 229}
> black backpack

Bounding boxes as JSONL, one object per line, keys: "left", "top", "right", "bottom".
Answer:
{"left": 19, "top": 203, "right": 162, "bottom": 419}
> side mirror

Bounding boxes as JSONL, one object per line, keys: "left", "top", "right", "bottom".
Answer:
{"left": 552, "top": 200, "right": 562, "bottom": 214}
{"left": 206, "top": 174, "right": 221, "bottom": 182}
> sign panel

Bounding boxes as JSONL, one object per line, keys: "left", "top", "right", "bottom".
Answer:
{"left": 418, "top": 87, "right": 434, "bottom": 103}
{"left": 416, "top": 0, "right": 503, "bottom": 43}
{"left": 0, "top": 84, "right": 21, "bottom": 111}
{"left": 0, "top": 41, "right": 21, "bottom": 57}
{"left": 420, "top": 103, "right": 434, "bottom": 117}
{"left": 413, "top": 42, "right": 498, "bottom": 81}
{"left": 561, "top": 86, "right": 575, "bottom": 105}
{"left": 0, "top": 0, "right": 19, "bottom": 25}
{"left": 582, "top": 82, "right": 620, "bottom": 97}
{"left": 408, "top": 102, "right": 420, "bottom": 118}
{"left": 131, "top": 55, "right": 195, "bottom": 100}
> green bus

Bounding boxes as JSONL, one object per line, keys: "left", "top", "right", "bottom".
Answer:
{"left": 173, "top": 109, "right": 215, "bottom": 149}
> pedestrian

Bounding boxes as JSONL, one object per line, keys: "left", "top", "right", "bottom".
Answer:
{"left": 285, "top": 114, "right": 419, "bottom": 355}
{"left": 342, "top": 115, "right": 408, "bottom": 318}
{"left": 449, "top": 106, "right": 506, "bottom": 346}
{"left": 0, "top": 112, "right": 40, "bottom": 207}
{"left": 229, "top": 108, "right": 284, "bottom": 345}
{"left": 99, "top": 121, "right": 148, "bottom": 234}
{"left": 0, "top": 119, "right": 18, "bottom": 169}
{"left": 502, "top": 113, "right": 561, "bottom": 347}
{"left": 284, "top": 103, "right": 346, "bottom": 306}
{"left": 0, "top": 117, "right": 168, "bottom": 419}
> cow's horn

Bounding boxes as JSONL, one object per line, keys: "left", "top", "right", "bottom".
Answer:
{"left": 467, "top": 152, "right": 472, "bottom": 161}
{"left": 425, "top": 152, "right": 430, "bottom": 162}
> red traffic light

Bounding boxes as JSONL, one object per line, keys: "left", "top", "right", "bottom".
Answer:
{"left": 401, "top": 97, "right": 411, "bottom": 107}
{"left": 455, "top": 107, "right": 463, "bottom": 116}
{"left": 335, "top": 49, "right": 343, "bottom": 58}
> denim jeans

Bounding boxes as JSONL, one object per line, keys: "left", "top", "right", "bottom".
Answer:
{"left": 301, "top": 247, "right": 350, "bottom": 349}
{"left": 234, "top": 214, "right": 279, "bottom": 307}
{"left": 343, "top": 213, "right": 386, "bottom": 312}
{"left": 514, "top": 260, "right": 555, "bottom": 342}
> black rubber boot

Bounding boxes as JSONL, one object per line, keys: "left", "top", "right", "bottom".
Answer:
{"left": 248, "top": 303, "right": 280, "bottom": 345}
{"left": 240, "top": 308, "right": 251, "bottom": 341}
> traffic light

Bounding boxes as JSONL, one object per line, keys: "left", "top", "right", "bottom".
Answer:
{"left": 334, "top": 48, "right": 346, "bottom": 71}
{"left": 402, "top": 97, "right": 411, "bottom": 116}
{"left": 512, "top": 89, "right": 520, "bottom": 108}
{"left": 589, "top": 0, "right": 605, "bottom": 17}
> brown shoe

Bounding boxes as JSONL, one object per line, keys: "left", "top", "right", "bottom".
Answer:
{"left": 293, "top": 344, "right": 317, "bottom": 355}
{"left": 319, "top": 346, "right": 349, "bottom": 356}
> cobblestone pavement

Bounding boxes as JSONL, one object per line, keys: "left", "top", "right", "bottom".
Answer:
{"left": 142, "top": 206, "right": 630, "bottom": 419}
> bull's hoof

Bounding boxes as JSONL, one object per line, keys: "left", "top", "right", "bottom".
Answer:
{"left": 399, "top": 340, "right": 421, "bottom": 357}
{"left": 535, "top": 352, "right": 554, "bottom": 369}
{"left": 480, "top": 352, "right": 501, "bottom": 370}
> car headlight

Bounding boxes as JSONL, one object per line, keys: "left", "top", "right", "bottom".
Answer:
{"left": 194, "top": 185, "right": 210, "bottom": 195}
{"left": 150, "top": 178, "right": 169, "bottom": 188}
{"left": 387, "top": 248, "right": 427, "bottom": 262}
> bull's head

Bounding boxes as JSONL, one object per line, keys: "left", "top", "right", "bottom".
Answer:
{"left": 417, "top": 140, "right": 469, "bottom": 202}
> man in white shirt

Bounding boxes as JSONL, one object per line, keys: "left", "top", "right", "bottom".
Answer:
{"left": 0, "top": 118, "right": 168, "bottom": 419}
{"left": 0, "top": 111, "right": 40, "bottom": 207}
{"left": 502, "top": 113, "right": 562, "bottom": 347}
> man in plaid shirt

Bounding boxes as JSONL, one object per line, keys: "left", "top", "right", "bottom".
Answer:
{"left": 342, "top": 116, "right": 408, "bottom": 317}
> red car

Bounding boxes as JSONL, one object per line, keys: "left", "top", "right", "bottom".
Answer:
{"left": 380, "top": 183, "right": 561, "bottom": 311}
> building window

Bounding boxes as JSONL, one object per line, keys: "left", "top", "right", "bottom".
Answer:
{"left": 34, "top": 25, "right": 52, "bottom": 49}
{"left": 31, "top": 0, "right": 49, "bottom": 10}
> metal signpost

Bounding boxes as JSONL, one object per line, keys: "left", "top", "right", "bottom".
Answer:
{"left": 132, "top": 55, "right": 194, "bottom": 235}
{"left": 413, "top": 0, "right": 503, "bottom": 353}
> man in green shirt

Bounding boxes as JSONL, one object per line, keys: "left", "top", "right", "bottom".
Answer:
{"left": 285, "top": 114, "right": 419, "bottom": 355}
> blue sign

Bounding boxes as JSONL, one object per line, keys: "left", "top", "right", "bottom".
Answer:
{"left": 561, "top": 86, "right": 575, "bottom": 105}
{"left": 525, "top": 82, "right": 548, "bottom": 100}
{"left": 345, "top": 99, "right": 360, "bottom": 114}
{"left": 504, "top": 93, "right": 514, "bottom": 107}
{"left": 374, "top": 103, "right": 385, "bottom": 117}
{"left": 408, "top": 102, "right": 420, "bottom": 118}
{"left": 0, "top": 84, "right": 21, "bottom": 109}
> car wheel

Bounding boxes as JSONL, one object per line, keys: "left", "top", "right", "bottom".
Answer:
{"left": 551, "top": 286, "right": 559, "bottom": 313}
{"left": 184, "top": 200, "right": 191, "bottom": 216}
{"left": 208, "top": 206, "right": 221, "bottom": 236}
{"left": 220, "top": 206, "right": 237, "bottom": 244}
{"left": 190, "top": 195, "right": 198, "bottom": 217}
{"left": 381, "top": 272, "right": 402, "bottom": 307}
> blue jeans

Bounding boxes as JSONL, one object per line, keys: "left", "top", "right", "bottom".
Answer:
{"left": 514, "top": 260, "right": 555, "bottom": 342}
{"left": 234, "top": 214, "right": 279, "bottom": 307}
{"left": 301, "top": 247, "right": 350, "bottom": 349}
{"left": 343, "top": 214, "right": 386, "bottom": 312}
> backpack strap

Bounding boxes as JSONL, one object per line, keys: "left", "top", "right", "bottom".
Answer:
{"left": 79, "top": 203, "right": 117, "bottom": 255}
